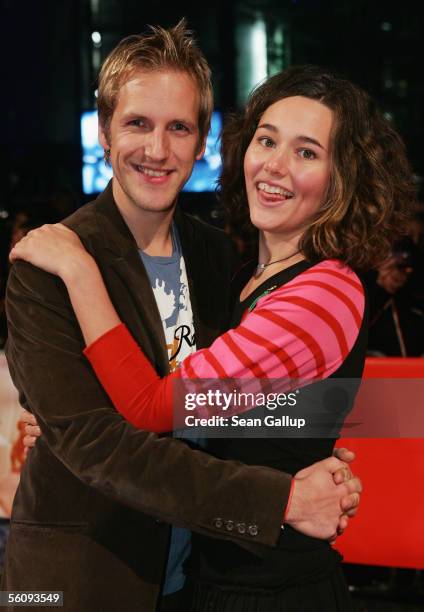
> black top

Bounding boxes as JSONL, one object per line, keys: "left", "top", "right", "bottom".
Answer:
{"left": 190, "top": 259, "right": 368, "bottom": 591}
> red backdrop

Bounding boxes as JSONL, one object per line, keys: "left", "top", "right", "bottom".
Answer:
{"left": 336, "top": 358, "right": 424, "bottom": 569}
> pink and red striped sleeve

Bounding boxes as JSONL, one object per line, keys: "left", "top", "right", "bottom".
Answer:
{"left": 84, "top": 259, "right": 365, "bottom": 432}
{"left": 180, "top": 260, "right": 364, "bottom": 381}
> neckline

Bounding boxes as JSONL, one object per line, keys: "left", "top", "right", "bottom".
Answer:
{"left": 139, "top": 224, "right": 179, "bottom": 262}
{"left": 238, "top": 259, "right": 314, "bottom": 308}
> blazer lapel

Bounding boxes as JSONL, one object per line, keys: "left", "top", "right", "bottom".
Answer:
{"left": 175, "top": 210, "right": 212, "bottom": 350}
{"left": 90, "top": 184, "right": 169, "bottom": 375}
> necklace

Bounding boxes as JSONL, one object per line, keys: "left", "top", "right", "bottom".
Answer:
{"left": 248, "top": 285, "right": 277, "bottom": 312}
{"left": 255, "top": 250, "right": 301, "bottom": 276}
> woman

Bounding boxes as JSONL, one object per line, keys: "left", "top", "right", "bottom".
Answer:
{"left": 12, "top": 66, "right": 413, "bottom": 610}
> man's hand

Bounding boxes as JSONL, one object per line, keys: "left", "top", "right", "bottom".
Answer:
{"left": 331, "top": 446, "right": 359, "bottom": 534}
{"left": 333, "top": 447, "right": 358, "bottom": 517}
{"left": 285, "top": 456, "right": 362, "bottom": 540}
{"left": 22, "top": 413, "right": 361, "bottom": 538}
{"left": 19, "top": 408, "right": 40, "bottom": 451}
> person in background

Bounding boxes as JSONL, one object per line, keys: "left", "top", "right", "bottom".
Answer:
{"left": 366, "top": 205, "right": 424, "bottom": 356}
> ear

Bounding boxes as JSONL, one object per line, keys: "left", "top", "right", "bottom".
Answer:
{"left": 195, "top": 136, "right": 207, "bottom": 161}
{"left": 98, "top": 122, "right": 110, "bottom": 151}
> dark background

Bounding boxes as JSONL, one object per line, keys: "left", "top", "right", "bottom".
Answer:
{"left": 1, "top": 0, "right": 423, "bottom": 214}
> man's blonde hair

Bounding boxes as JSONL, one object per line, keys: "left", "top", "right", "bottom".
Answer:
{"left": 98, "top": 19, "right": 213, "bottom": 147}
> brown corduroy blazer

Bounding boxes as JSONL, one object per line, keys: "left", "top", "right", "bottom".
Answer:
{"left": 2, "top": 184, "right": 291, "bottom": 611}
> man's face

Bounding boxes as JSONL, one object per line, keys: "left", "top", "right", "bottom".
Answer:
{"left": 99, "top": 69, "right": 205, "bottom": 217}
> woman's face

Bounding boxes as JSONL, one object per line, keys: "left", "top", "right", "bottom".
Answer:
{"left": 244, "top": 95, "right": 333, "bottom": 243}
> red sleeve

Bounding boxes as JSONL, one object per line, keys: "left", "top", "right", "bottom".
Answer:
{"left": 84, "top": 260, "right": 364, "bottom": 435}
{"left": 283, "top": 477, "right": 296, "bottom": 524}
{"left": 83, "top": 324, "right": 179, "bottom": 433}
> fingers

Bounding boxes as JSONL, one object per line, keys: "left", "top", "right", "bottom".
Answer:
{"left": 340, "top": 492, "right": 360, "bottom": 513}
{"left": 23, "top": 434, "right": 37, "bottom": 448}
{"left": 295, "top": 455, "right": 348, "bottom": 481}
{"left": 19, "top": 408, "right": 37, "bottom": 426}
{"left": 344, "top": 476, "right": 362, "bottom": 495}
{"left": 333, "top": 467, "right": 353, "bottom": 485}
{"left": 24, "top": 425, "right": 41, "bottom": 438}
{"left": 55, "top": 223, "right": 73, "bottom": 234}
{"left": 9, "top": 232, "right": 35, "bottom": 263}
{"left": 39, "top": 223, "right": 73, "bottom": 237}
{"left": 20, "top": 408, "right": 41, "bottom": 449}
{"left": 329, "top": 515, "right": 350, "bottom": 544}
{"left": 339, "top": 476, "right": 362, "bottom": 513}
{"left": 319, "top": 456, "right": 348, "bottom": 474}
{"left": 333, "top": 447, "right": 355, "bottom": 463}
{"left": 329, "top": 517, "right": 349, "bottom": 545}
{"left": 9, "top": 243, "right": 25, "bottom": 263}
{"left": 344, "top": 505, "right": 359, "bottom": 518}
{"left": 338, "top": 514, "right": 349, "bottom": 533}
{"left": 10, "top": 230, "right": 37, "bottom": 263}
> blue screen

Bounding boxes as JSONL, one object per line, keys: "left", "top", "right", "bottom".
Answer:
{"left": 81, "top": 111, "right": 111, "bottom": 195}
{"left": 81, "top": 110, "right": 222, "bottom": 195}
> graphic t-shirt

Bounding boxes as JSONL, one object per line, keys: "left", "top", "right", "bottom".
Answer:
{"left": 139, "top": 226, "right": 195, "bottom": 596}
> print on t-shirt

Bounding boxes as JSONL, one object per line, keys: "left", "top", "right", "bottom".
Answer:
{"left": 139, "top": 225, "right": 196, "bottom": 595}
{"left": 139, "top": 226, "right": 196, "bottom": 373}
{"left": 151, "top": 255, "right": 196, "bottom": 371}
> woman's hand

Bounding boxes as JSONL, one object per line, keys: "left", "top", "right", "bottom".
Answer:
{"left": 10, "top": 223, "right": 122, "bottom": 346}
{"left": 9, "top": 223, "right": 93, "bottom": 282}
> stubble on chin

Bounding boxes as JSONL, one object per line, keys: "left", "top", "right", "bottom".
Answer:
{"left": 127, "top": 193, "right": 178, "bottom": 216}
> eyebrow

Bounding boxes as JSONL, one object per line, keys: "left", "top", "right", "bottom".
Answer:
{"left": 257, "top": 123, "right": 326, "bottom": 151}
{"left": 122, "top": 112, "right": 197, "bottom": 131}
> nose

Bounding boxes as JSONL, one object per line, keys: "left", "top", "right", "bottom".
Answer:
{"left": 264, "top": 148, "right": 288, "bottom": 176}
{"left": 144, "top": 129, "right": 169, "bottom": 162}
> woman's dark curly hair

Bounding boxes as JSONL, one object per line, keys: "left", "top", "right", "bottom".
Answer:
{"left": 220, "top": 65, "right": 415, "bottom": 270}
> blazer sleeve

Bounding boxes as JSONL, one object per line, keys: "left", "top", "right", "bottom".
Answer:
{"left": 5, "top": 260, "right": 291, "bottom": 547}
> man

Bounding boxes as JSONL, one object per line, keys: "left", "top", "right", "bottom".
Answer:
{"left": 3, "top": 22, "right": 360, "bottom": 612}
